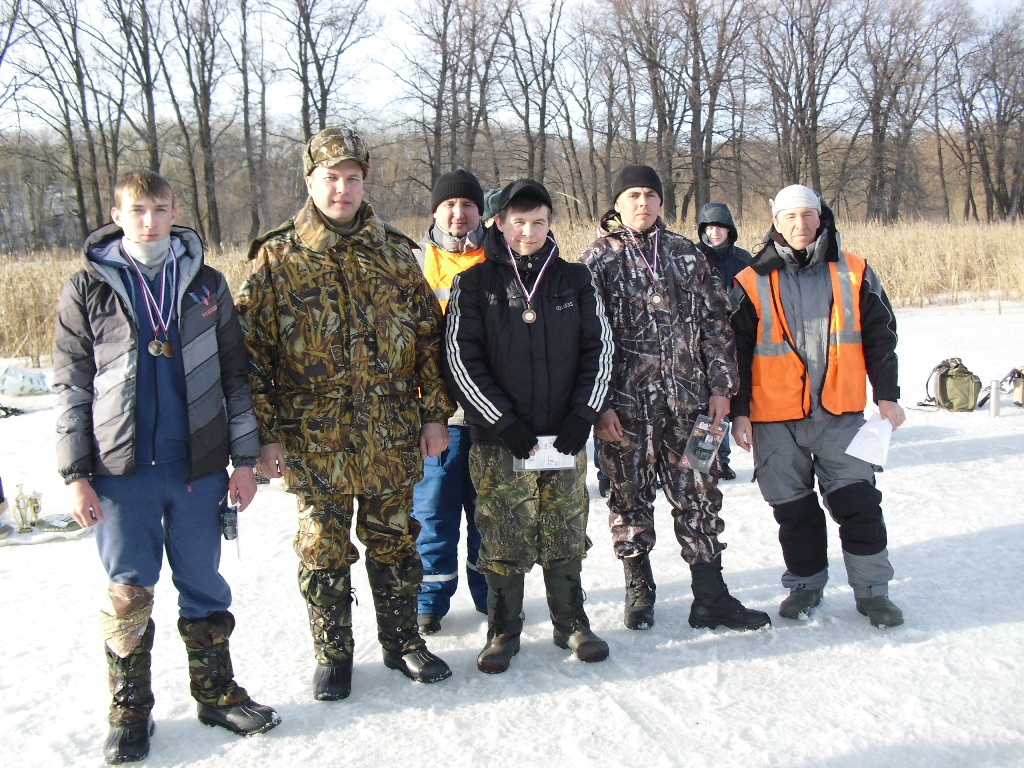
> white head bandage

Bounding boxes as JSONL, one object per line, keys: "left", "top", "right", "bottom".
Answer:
{"left": 771, "top": 185, "right": 821, "bottom": 218}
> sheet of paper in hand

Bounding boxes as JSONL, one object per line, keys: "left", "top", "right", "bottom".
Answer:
{"left": 680, "top": 416, "right": 728, "bottom": 474}
{"left": 513, "top": 436, "right": 577, "bottom": 472}
{"left": 845, "top": 413, "right": 893, "bottom": 466}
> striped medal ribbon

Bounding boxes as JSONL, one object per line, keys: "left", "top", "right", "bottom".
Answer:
{"left": 625, "top": 227, "right": 662, "bottom": 307}
{"left": 504, "top": 236, "right": 559, "bottom": 324}
{"left": 122, "top": 245, "right": 178, "bottom": 357}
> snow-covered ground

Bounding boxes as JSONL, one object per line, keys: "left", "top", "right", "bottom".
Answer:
{"left": 1, "top": 302, "right": 1023, "bottom": 768}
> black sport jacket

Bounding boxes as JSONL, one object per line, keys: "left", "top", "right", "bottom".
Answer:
{"left": 442, "top": 225, "right": 614, "bottom": 444}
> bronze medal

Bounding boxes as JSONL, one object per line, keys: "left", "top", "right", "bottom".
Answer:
{"left": 162, "top": 340, "right": 174, "bottom": 357}
{"left": 522, "top": 308, "right": 537, "bottom": 324}
{"left": 148, "top": 339, "right": 163, "bottom": 357}
{"left": 651, "top": 293, "right": 663, "bottom": 306}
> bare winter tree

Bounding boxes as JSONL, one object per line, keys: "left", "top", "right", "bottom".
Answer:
{"left": 272, "top": 0, "right": 375, "bottom": 142}
{"left": 0, "top": 0, "right": 25, "bottom": 114}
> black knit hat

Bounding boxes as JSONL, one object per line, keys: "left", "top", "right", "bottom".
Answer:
{"left": 431, "top": 169, "right": 485, "bottom": 214}
{"left": 496, "top": 178, "right": 554, "bottom": 215}
{"left": 613, "top": 163, "right": 663, "bottom": 204}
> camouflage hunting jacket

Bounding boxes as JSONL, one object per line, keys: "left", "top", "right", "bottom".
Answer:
{"left": 581, "top": 211, "right": 739, "bottom": 417}
{"left": 235, "top": 199, "right": 455, "bottom": 495}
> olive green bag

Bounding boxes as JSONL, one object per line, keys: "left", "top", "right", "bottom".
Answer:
{"left": 919, "top": 358, "right": 983, "bottom": 412}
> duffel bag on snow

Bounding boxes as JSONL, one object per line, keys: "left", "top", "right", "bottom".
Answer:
{"left": 919, "top": 358, "right": 983, "bottom": 411}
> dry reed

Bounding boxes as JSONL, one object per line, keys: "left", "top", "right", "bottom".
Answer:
{"left": 2, "top": 220, "right": 1022, "bottom": 364}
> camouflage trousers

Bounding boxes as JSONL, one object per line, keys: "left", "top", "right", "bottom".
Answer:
{"left": 598, "top": 407, "right": 725, "bottom": 564}
{"left": 291, "top": 484, "right": 421, "bottom": 571}
{"left": 469, "top": 443, "right": 591, "bottom": 576}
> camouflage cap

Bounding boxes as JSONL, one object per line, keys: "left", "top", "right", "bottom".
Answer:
{"left": 303, "top": 127, "right": 370, "bottom": 176}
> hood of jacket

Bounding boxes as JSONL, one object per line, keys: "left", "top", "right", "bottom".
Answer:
{"left": 424, "top": 222, "right": 486, "bottom": 254}
{"left": 82, "top": 222, "right": 205, "bottom": 312}
{"left": 697, "top": 202, "right": 738, "bottom": 245}
{"left": 749, "top": 200, "right": 842, "bottom": 276}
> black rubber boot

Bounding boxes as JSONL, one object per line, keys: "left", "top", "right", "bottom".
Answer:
{"left": 366, "top": 558, "right": 452, "bottom": 683}
{"left": 178, "top": 611, "right": 281, "bottom": 735}
{"left": 622, "top": 553, "right": 656, "bottom": 630}
{"left": 856, "top": 595, "right": 904, "bottom": 627}
{"left": 418, "top": 614, "right": 442, "bottom": 635}
{"left": 104, "top": 620, "right": 156, "bottom": 765}
{"left": 477, "top": 572, "right": 526, "bottom": 674}
{"left": 688, "top": 555, "right": 772, "bottom": 631}
{"left": 779, "top": 588, "right": 823, "bottom": 619}
{"left": 543, "top": 560, "right": 609, "bottom": 663}
{"left": 299, "top": 566, "right": 355, "bottom": 701}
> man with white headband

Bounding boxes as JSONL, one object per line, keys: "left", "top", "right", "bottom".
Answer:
{"left": 730, "top": 184, "right": 905, "bottom": 628}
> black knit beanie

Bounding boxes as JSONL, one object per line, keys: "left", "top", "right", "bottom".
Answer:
{"left": 431, "top": 169, "right": 485, "bottom": 214}
{"left": 613, "top": 163, "right": 663, "bottom": 204}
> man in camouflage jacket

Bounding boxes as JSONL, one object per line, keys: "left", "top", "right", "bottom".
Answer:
{"left": 583, "top": 163, "right": 771, "bottom": 634}
{"left": 235, "top": 128, "right": 455, "bottom": 699}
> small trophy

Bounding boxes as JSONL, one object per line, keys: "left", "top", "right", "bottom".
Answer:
{"left": 13, "top": 484, "right": 33, "bottom": 533}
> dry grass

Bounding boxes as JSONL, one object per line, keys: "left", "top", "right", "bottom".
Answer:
{"left": 3, "top": 220, "right": 1022, "bottom": 363}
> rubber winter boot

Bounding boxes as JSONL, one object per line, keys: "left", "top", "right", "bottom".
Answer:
{"left": 688, "top": 555, "right": 772, "bottom": 631}
{"left": 366, "top": 558, "right": 452, "bottom": 683}
{"left": 178, "top": 611, "right": 280, "bottom": 735}
{"left": 779, "top": 588, "right": 823, "bottom": 619}
{"left": 299, "top": 565, "right": 355, "bottom": 701}
{"left": 622, "top": 553, "right": 656, "bottom": 630}
{"left": 103, "top": 620, "right": 156, "bottom": 765}
{"left": 856, "top": 595, "right": 904, "bottom": 628}
{"left": 418, "top": 614, "right": 442, "bottom": 635}
{"left": 477, "top": 572, "right": 526, "bottom": 674}
{"left": 543, "top": 560, "right": 609, "bottom": 663}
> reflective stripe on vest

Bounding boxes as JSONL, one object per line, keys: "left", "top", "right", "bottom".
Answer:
{"left": 736, "top": 251, "right": 868, "bottom": 422}
{"left": 421, "top": 242, "right": 486, "bottom": 312}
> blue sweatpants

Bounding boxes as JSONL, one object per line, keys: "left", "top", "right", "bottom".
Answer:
{"left": 411, "top": 426, "right": 487, "bottom": 616}
{"left": 93, "top": 459, "right": 231, "bottom": 619}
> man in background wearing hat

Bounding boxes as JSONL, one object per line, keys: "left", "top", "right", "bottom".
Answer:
{"left": 236, "top": 127, "right": 456, "bottom": 700}
{"left": 411, "top": 170, "right": 489, "bottom": 634}
{"left": 443, "top": 178, "right": 614, "bottom": 674}
{"left": 729, "top": 184, "right": 905, "bottom": 627}
{"left": 585, "top": 164, "right": 771, "bottom": 634}
{"left": 694, "top": 202, "right": 752, "bottom": 480}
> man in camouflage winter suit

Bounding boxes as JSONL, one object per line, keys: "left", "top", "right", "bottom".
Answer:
{"left": 235, "top": 127, "right": 455, "bottom": 701}
{"left": 584, "top": 164, "right": 771, "bottom": 633}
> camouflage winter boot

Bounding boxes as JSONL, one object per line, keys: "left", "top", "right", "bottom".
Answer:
{"left": 689, "top": 555, "right": 771, "bottom": 631}
{"left": 299, "top": 565, "right": 355, "bottom": 700}
{"left": 543, "top": 560, "right": 609, "bottom": 663}
{"left": 177, "top": 610, "right": 280, "bottom": 735}
{"left": 365, "top": 558, "right": 452, "bottom": 683}
{"left": 623, "top": 553, "right": 656, "bottom": 630}
{"left": 103, "top": 619, "right": 156, "bottom": 765}
{"left": 476, "top": 572, "right": 525, "bottom": 674}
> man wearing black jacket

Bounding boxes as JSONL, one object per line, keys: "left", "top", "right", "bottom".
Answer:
{"left": 443, "top": 179, "right": 614, "bottom": 674}
{"left": 695, "top": 202, "right": 751, "bottom": 480}
{"left": 730, "top": 184, "right": 905, "bottom": 628}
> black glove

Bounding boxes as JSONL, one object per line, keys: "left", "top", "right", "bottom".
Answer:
{"left": 499, "top": 419, "right": 539, "bottom": 460}
{"left": 553, "top": 414, "right": 592, "bottom": 456}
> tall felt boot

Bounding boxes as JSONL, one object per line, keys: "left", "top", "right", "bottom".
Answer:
{"left": 476, "top": 572, "right": 526, "bottom": 674}
{"left": 689, "top": 554, "right": 772, "bottom": 631}
{"left": 177, "top": 610, "right": 280, "bottom": 735}
{"left": 365, "top": 558, "right": 451, "bottom": 683}
{"left": 622, "top": 553, "right": 656, "bottom": 630}
{"left": 298, "top": 565, "right": 355, "bottom": 701}
{"left": 103, "top": 619, "right": 156, "bottom": 765}
{"left": 543, "top": 560, "right": 609, "bottom": 663}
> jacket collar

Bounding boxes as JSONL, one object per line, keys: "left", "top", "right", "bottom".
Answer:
{"left": 293, "top": 197, "right": 385, "bottom": 254}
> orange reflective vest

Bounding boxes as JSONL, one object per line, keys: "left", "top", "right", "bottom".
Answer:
{"left": 735, "top": 251, "right": 868, "bottom": 422}
{"left": 421, "top": 241, "right": 486, "bottom": 312}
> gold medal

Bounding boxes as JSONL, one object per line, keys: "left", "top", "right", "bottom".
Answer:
{"left": 651, "top": 293, "right": 663, "bottom": 306}
{"left": 162, "top": 340, "right": 174, "bottom": 357}
{"left": 522, "top": 308, "right": 537, "bottom": 324}
{"left": 148, "top": 339, "right": 163, "bottom": 357}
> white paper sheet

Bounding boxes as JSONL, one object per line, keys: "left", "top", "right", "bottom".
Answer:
{"left": 512, "top": 435, "right": 576, "bottom": 471}
{"left": 845, "top": 413, "right": 893, "bottom": 466}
